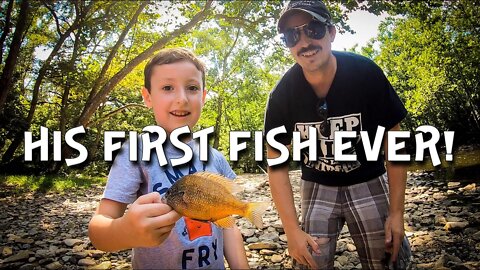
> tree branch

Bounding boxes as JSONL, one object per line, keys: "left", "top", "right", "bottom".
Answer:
{"left": 41, "top": 1, "right": 63, "bottom": 36}
{"left": 77, "top": 0, "right": 214, "bottom": 127}
{"left": 87, "top": 103, "right": 147, "bottom": 126}
{"left": 86, "top": 1, "right": 148, "bottom": 106}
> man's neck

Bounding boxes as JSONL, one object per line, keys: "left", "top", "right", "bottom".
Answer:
{"left": 303, "top": 54, "right": 337, "bottom": 98}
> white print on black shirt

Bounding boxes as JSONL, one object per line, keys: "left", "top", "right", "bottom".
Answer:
{"left": 295, "top": 113, "right": 362, "bottom": 173}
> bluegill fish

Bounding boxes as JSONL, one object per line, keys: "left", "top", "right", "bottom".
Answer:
{"left": 161, "top": 172, "right": 269, "bottom": 229}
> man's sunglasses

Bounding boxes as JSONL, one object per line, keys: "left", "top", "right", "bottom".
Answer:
{"left": 281, "top": 20, "right": 328, "bottom": 48}
{"left": 317, "top": 99, "right": 330, "bottom": 137}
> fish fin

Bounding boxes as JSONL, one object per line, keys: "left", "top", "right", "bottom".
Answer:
{"left": 245, "top": 202, "right": 270, "bottom": 229}
{"left": 194, "top": 172, "right": 244, "bottom": 194}
{"left": 213, "top": 216, "right": 236, "bottom": 228}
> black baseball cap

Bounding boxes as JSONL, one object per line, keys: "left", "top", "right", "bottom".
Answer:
{"left": 277, "top": 0, "right": 332, "bottom": 33}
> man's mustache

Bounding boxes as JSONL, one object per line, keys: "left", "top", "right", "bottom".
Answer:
{"left": 297, "top": 45, "right": 322, "bottom": 56}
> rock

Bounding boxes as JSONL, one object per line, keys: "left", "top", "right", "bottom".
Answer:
{"left": 259, "top": 249, "right": 275, "bottom": 255}
{"left": 19, "top": 264, "right": 35, "bottom": 270}
{"left": 416, "top": 262, "right": 435, "bottom": 269}
{"left": 270, "top": 254, "right": 283, "bottom": 263}
{"left": 35, "top": 249, "right": 54, "bottom": 258}
{"left": 435, "top": 252, "right": 462, "bottom": 268}
{"left": 86, "top": 249, "right": 105, "bottom": 259}
{"left": 246, "top": 237, "right": 258, "bottom": 243}
{"left": 446, "top": 216, "right": 465, "bottom": 223}
{"left": 72, "top": 244, "right": 85, "bottom": 252}
{"left": 460, "top": 183, "right": 476, "bottom": 192}
{"left": 46, "top": 261, "right": 63, "bottom": 270}
{"left": 337, "top": 255, "right": 349, "bottom": 265}
{"left": 1, "top": 170, "right": 480, "bottom": 269}
{"left": 272, "top": 220, "right": 284, "bottom": 231}
{"left": 64, "top": 238, "right": 83, "bottom": 247}
{"left": 2, "top": 250, "right": 32, "bottom": 263}
{"left": 38, "top": 257, "right": 54, "bottom": 265}
{"left": 448, "top": 206, "right": 462, "bottom": 213}
{"left": 433, "top": 193, "right": 446, "bottom": 200}
{"left": 247, "top": 242, "right": 278, "bottom": 250}
{"left": 347, "top": 243, "right": 357, "bottom": 252}
{"left": 78, "top": 258, "right": 97, "bottom": 266}
{"left": 448, "top": 182, "right": 461, "bottom": 189}
{"left": 1, "top": 246, "right": 13, "bottom": 257}
{"left": 88, "top": 261, "right": 112, "bottom": 270}
{"left": 444, "top": 221, "right": 469, "bottom": 231}
{"left": 472, "top": 231, "right": 480, "bottom": 241}
{"left": 435, "top": 215, "right": 447, "bottom": 225}
{"left": 72, "top": 251, "right": 89, "bottom": 259}
{"left": 241, "top": 228, "right": 256, "bottom": 238}
{"left": 259, "top": 232, "right": 279, "bottom": 242}
{"left": 14, "top": 238, "right": 34, "bottom": 244}
{"left": 336, "top": 241, "right": 347, "bottom": 253}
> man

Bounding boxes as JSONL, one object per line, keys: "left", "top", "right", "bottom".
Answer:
{"left": 264, "top": 1, "right": 411, "bottom": 269}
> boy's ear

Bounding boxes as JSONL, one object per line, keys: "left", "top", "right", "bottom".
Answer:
{"left": 202, "top": 88, "right": 207, "bottom": 104}
{"left": 142, "top": 87, "right": 152, "bottom": 108}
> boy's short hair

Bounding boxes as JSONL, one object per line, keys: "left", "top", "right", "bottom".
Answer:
{"left": 144, "top": 48, "right": 206, "bottom": 92}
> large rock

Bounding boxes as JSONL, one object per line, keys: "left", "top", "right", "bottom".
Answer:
{"left": 64, "top": 238, "right": 83, "bottom": 247}
{"left": 444, "top": 221, "right": 469, "bottom": 231}
{"left": 2, "top": 250, "right": 33, "bottom": 263}
{"left": 247, "top": 242, "right": 279, "bottom": 250}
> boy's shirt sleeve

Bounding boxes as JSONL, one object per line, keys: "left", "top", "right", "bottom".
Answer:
{"left": 103, "top": 139, "right": 143, "bottom": 204}
{"left": 212, "top": 149, "right": 236, "bottom": 180}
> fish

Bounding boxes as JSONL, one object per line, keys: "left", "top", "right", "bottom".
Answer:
{"left": 161, "top": 172, "right": 269, "bottom": 229}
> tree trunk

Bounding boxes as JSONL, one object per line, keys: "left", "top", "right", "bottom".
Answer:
{"left": 0, "top": 0, "right": 29, "bottom": 112}
{"left": 0, "top": 0, "right": 14, "bottom": 64}
{"left": 213, "top": 97, "right": 223, "bottom": 149}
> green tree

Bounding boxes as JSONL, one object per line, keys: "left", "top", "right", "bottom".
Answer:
{"left": 363, "top": 0, "right": 479, "bottom": 143}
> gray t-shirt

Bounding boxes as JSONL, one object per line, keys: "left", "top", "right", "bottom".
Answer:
{"left": 104, "top": 135, "right": 236, "bottom": 269}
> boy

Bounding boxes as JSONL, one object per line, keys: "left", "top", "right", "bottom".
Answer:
{"left": 88, "top": 48, "right": 249, "bottom": 269}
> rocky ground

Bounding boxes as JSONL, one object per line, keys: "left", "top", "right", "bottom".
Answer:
{"left": 0, "top": 170, "right": 479, "bottom": 269}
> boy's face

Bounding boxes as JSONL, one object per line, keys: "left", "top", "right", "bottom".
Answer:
{"left": 142, "top": 61, "right": 206, "bottom": 134}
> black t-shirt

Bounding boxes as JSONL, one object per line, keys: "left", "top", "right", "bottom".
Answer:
{"left": 264, "top": 51, "right": 407, "bottom": 186}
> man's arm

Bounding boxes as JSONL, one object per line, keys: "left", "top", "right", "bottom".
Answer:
{"left": 267, "top": 145, "right": 319, "bottom": 269}
{"left": 223, "top": 226, "right": 249, "bottom": 269}
{"left": 383, "top": 123, "right": 408, "bottom": 262}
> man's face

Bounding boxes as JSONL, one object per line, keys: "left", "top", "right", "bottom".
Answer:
{"left": 283, "top": 11, "right": 336, "bottom": 73}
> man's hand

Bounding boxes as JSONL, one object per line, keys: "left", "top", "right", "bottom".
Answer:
{"left": 117, "top": 192, "right": 181, "bottom": 247}
{"left": 286, "top": 228, "right": 321, "bottom": 269}
{"left": 384, "top": 212, "right": 405, "bottom": 262}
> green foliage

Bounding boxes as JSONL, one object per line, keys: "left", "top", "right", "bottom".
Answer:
{"left": 364, "top": 0, "right": 480, "bottom": 142}
{"left": 0, "top": 174, "right": 106, "bottom": 193}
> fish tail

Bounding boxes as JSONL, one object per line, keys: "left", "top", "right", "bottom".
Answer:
{"left": 245, "top": 202, "right": 269, "bottom": 229}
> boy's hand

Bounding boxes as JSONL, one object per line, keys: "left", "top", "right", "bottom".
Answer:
{"left": 117, "top": 192, "right": 181, "bottom": 247}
